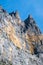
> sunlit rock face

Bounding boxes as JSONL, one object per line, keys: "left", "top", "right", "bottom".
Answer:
{"left": 0, "top": 6, "right": 43, "bottom": 65}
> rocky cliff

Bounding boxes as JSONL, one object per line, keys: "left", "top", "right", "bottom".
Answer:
{"left": 0, "top": 6, "right": 43, "bottom": 65}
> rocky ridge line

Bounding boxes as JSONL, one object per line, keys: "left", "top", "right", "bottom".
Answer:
{"left": 0, "top": 6, "right": 43, "bottom": 65}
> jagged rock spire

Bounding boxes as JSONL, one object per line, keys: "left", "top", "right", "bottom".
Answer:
{"left": 24, "top": 14, "right": 34, "bottom": 24}
{"left": 9, "top": 11, "right": 20, "bottom": 19}
{"left": 15, "top": 10, "right": 20, "bottom": 19}
{"left": 28, "top": 15, "right": 33, "bottom": 19}
{"left": 27, "top": 15, "right": 35, "bottom": 23}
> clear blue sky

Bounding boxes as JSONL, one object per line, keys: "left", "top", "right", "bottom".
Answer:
{"left": 0, "top": 0, "right": 43, "bottom": 33}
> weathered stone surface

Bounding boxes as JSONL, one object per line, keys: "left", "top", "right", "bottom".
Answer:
{"left": 0, "top": 6, "right": 43, "bottom": 65}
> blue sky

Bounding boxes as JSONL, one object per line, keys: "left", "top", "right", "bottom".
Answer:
{"left": 0, "top": 0, "right": 43, "bottom": 33}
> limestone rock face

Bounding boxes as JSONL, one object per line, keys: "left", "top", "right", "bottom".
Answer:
{"left": 0, "top": 6, "right": 43, "bottom": 65}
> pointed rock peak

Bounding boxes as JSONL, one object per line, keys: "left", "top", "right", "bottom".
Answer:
{"left": 27, "top": 15, "right": 34, "bottom": 22}
{"left": 24, "top": 14, "right": 34, "bottom": 23}
{"left": 26, "top": 14, "right": 36, "bottom": 24}
{"left": 15, "top": 10, "right": 20, "bottom": 19}
{"left": 24, "top": 14, "right": 33, "bottom": 21}
{"left": 9, "top": 11, "right": 20, "bottom": 19}
{"left": 28, "top": 14, "right": 33, "bottom": 19}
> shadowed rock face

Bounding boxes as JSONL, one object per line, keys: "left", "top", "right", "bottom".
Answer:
{"left": 24, "top": 15, "right": 41, "bottom": 34}
{"left": 0, "top": 6, "right": 43, "bottom": 65}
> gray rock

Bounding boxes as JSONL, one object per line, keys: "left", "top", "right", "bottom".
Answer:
{"left": 0, "top": 6, "right": 43, "bottom": 65}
